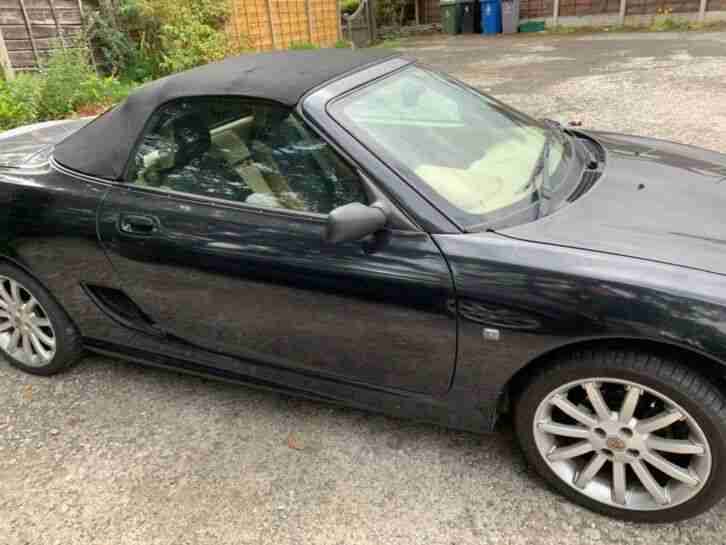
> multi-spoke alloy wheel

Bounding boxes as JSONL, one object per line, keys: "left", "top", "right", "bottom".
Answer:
{"left": 534, "top": 378, "right": 710, "bottom": 511}
{"left": 515, "top": 349, "right": 726, "bottom": 522}
{"left": 0, "top": 264, "right": 82, "bottom": 376}
{"left": 0, "top": 275, "right": 57, "bottom": 367}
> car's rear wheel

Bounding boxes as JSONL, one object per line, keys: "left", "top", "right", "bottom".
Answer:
{"left": 0, "top": 263, "right": 83, "bottom": 375}
{"left": 514, "top": 348, "right": 726, "bottom": 522}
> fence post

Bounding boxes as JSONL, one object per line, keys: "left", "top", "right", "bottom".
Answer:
{"left": 18, "top": 0, "right": 41, "bottom": 67}
{"left": 265, "top": 0, "right": 278, "bottom": 49}
{"left": 47, "top": 0, "right": 67, "bottom": 48}
{"left": 337, "top": 0, "right": 343, "bottom": 40}
{"left": 698, "top": 0, "right": 707, "bottom": 22}
{"left": 77, "top": 0, "right": 98, "bottom": 73}
{"left": 305, "top": 0, "right": 314, "bottom": 42}
{"left": 0, "top": 27, "right": 15, "bottom": 80}
{"left": 618, "top": 0, "right": 627, "bottom": 24}
{"left": 552, "top": 0, "right": 560, "bottom": 27}
{"left": 368, "top": 0, "right": 378, "bottom": 43}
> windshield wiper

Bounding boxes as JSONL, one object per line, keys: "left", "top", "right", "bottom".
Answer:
{"left": 543, "top": 118, "right": 598, "bottom": 169}
{"left": 515, "top": 132, "right": 552, "bottom": 218}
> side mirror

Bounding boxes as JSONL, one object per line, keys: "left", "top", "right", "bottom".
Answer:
{"left": 325, "top": 202, "right": 388, "bottom": 244}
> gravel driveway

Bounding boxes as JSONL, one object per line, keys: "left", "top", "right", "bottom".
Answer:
{"left": 4, "top": 30, "right": 726, "bottom": 545}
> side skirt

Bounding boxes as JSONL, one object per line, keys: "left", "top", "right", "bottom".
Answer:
{"left": 83, "top": 338, "right": 496, "bottom": 434}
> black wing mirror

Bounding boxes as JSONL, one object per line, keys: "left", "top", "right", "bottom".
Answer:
{"left": 325, "top": 202, "right": 388, "bottom": 244}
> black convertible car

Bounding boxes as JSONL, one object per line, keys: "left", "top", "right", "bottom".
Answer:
{"left": 2, "top": 50, "right": 726, "bottom": 522}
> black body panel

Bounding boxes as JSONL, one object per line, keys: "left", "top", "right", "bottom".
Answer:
{"left": 0, "top": 119, "right": 90, "bottom": 167}
{"left": 97, "top": 183, "right": 457, "bottom": 395}
{"left": 504, "top": 131, "right": 726, "bottom": 274}
{"left": 0, "top": 163, "right": 134, "bottom": 347}
{"left": 435, "top": 232, "right": 726, "bottom": 415}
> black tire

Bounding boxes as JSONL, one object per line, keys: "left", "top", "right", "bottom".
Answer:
{"left": 514, "top": 348, "right": 726, "bottom": 522}
{"left": 0, "top": 262, "right": 83, "bottom": 376}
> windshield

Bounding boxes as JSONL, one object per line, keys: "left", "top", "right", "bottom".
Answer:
{"left": 330, "top": 66, "right": 575, "bottom": 230}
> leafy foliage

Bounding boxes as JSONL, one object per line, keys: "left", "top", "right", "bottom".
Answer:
{"left": 37, "top": 45, "right": 98, "bottom": 119}
{"left": 0, "top": 45, "right": 136, "bottom": 131}
{"left": 341, "top": 0, "right": 361, "bottom": 15}
{"left": 377, "top": 0, "right": 413, "bottom": 27}
{"left": 0, "top": 75, "right": 41, "bottom": 131}
{"left": 85, "top": 0, "right": 241, "bottom": 80}
{"left": 84, "top": 4, "right": 139, "bottom": 78}
{"left": 142, "top": 0, "right": 238, "bottom": 75}
{"left": 289, "top": 42, "right": 319, "bottom": 50}
{"left": 649, "top": 8, "right": 689, "bottom": 31}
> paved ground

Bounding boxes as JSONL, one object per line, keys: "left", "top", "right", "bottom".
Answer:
{"left": 401, "top": 30, "right": 726, "bottom": 154}
{"left": 4, "top": 31, "right": 726, "bottom": 545}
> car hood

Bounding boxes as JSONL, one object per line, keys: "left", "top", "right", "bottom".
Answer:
{"left": 500, "top": 131, "right": 726, "bottom": 275}
{"left": 0, "top": 118, "right": 92, "bottom": 168}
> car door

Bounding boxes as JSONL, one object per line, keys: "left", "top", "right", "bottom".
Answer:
{"left": 97, "top": 97, "right": 456, "bottom": 396}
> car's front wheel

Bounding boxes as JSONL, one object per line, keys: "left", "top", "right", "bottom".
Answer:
{"left": 0, "top": 263, "right": 83, "bottom": 375}
{"left": 514, "top": 348, "right": 726, "bottom": 522}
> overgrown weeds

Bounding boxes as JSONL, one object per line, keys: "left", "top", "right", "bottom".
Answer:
{"left": 0, "top": 45, "right": 136, "bottom": 131}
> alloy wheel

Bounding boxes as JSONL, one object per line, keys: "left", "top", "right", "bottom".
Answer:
{"left": 0, "top": 275, "right": 57, "bottom": 367}
{"left": 533, "top": 378, "right": 711, "bottom": 511}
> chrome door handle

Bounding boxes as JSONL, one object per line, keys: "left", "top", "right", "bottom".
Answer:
{"left": 119, "top": 214, "right": 157, "bottom": 236}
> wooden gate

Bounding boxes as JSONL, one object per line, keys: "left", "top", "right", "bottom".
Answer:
{"left": 342, "top": 0, "right": 377, "bottom": 47}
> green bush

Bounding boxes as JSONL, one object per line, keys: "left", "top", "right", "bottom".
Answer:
{"left": 377, "top": 0, "right": 412, "bottom": 27}
{"left": 289, "top": 42, "right": 319, "bottom": 50}
{"left": 649, "top": 9, "right": 689, "bottom": 31}
{"left": 149, "top": 0, "right": 236, "bottom": 75}
{"left": 341, "top": 0, "right": 360, "bottom": 15}
{"left": 86, "top": 0, "right": 242, "bottom": 80}
{"left": 0, "top": 44, "right": 137, "bottom": 131}
{"left": 84, "top": 5, "right": 139, "bottom": 79}
{"left": 0, "top": 75, "right": 41, "bottom": 131}
{"left": 36, "top": 46, "right": 98, "bottom": 119}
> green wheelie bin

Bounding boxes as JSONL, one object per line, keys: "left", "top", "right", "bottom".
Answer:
{"left": 441, "top": 0, "right": 463, "bottom": 35}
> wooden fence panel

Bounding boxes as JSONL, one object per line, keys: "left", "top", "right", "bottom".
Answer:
{"left": 273, "top": 0, "right": 308, "bottom": 47}
{"left": 0, "top": 0, "right": 84, "bottom": 72}
{"left": 0, "top": 7, "right": 81, "bottom": 25}
{"left": 420, "top": 0, "right": 441, "bottom": 23}
{"left": 242, "top": 0, "right": 276, "bottom": 51}
{"left": 2, "top": 22, "right": 76, "bottom": 39}
{"left": 309, "top": 0, "right": 339, "bottom": 46}
{"left": 518, "top": 0, "right": 721, "bottom": 22}
{"left": 521, "top": 0, "right": 555, "bottom": 18}
{"left": 230, "top": 0, "right": 339, "bottom": 52}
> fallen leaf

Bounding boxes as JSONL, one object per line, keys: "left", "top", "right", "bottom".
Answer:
{"left": 22, "top": 385, "right": 33, "bottom": 402}
{"left": 287, "top": 433, "right": 305, "bottom": 451}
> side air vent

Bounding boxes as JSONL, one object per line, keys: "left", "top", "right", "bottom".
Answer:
{"left": 83, "top": 284, "right": 159, "bottom": 333}
{"left": 459, "top": 300, "right": 541, "bottom": 330}
{"left": 567, "top": 169, "right": 602, "bottom": 203}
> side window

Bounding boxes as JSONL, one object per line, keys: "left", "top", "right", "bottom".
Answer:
{"left": 129, "top": 98, "right": 367, "bottom": 214}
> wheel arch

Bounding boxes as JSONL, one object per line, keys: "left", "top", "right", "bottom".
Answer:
{"left": 0, "top": 251, "right": 81, "bottom": 333}
{"left": 499, "top": 337, "right": 726, "bottom": 422}
{"left": 0, "top": 250, "right": 41, "bottom": 284}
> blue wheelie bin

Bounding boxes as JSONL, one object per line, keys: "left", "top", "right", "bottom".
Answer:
{"left": 480, "top": 0, "right": 502, "bottom": 34}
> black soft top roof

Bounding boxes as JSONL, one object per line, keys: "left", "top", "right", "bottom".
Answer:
{"left": 54, "top": 49, "right": 396, "bottom": 180}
